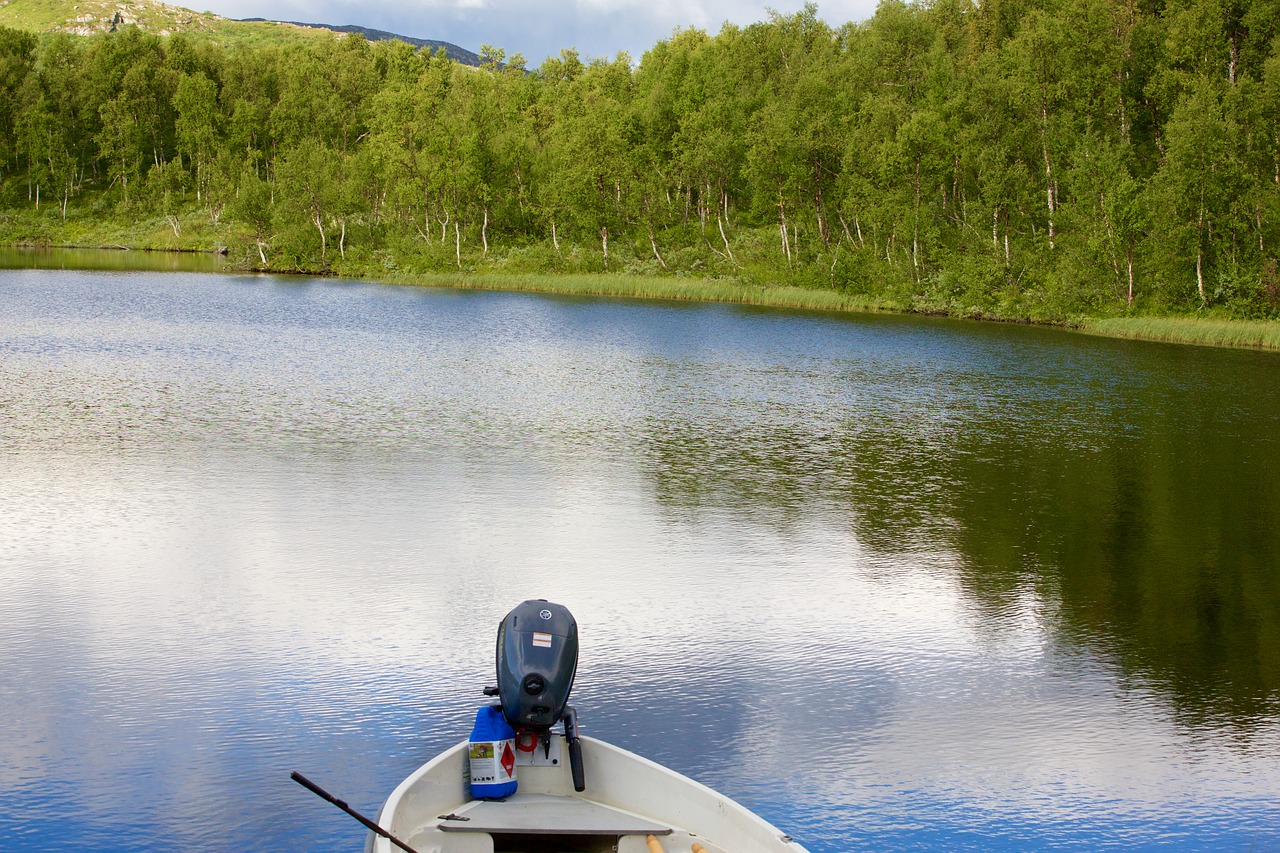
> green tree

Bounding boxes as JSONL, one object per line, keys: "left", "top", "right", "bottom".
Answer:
{"left": 174, "top": 70, "right": 221, "bottom": 220}
{"left": 1146, "top": 79, "right": 1252, "bottom": 306}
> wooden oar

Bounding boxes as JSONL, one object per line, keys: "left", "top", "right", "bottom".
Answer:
{"left": 291, "top": 771, "right": 420, "bottom": 853}
{"left": 648, "top": 835, "right": 714, "bottom": 853}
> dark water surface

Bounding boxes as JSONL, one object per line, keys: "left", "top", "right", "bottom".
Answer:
{"left": 1, "top": 269, "right": 1278, "bottom": 852}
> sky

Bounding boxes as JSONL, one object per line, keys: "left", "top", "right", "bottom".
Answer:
{"left": 186, "top": 0, "right": 882, "bottom": 66}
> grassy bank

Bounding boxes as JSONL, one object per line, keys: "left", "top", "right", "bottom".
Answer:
{"left": 0, "top": 208, "right": 231, "bottom": 253}
{"left": 1080, "top": 316, "right": 1280, "bottom": 351}
{"left": 383, "top": 273, "right": 1280, "bottom": 354}
{"left": 4, "top": 202, "right": 1279, "bottom": 354}
{"left": 381, "top": 271, "right": 894, "bottom": 314}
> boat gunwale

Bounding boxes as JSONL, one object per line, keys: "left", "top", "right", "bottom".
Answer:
{"left": 367, "top": 735, "right": 809, "bottom": 852}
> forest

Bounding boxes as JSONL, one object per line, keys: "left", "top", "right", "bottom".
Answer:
{"left": 0, "top": 0, "right": 1278, "bottom": 321}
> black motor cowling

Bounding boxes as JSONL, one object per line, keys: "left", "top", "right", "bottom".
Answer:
{"left": 495, "top": 599, "right": 578, "bottom": 731}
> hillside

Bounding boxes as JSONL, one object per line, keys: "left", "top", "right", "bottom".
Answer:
{"left": 238, "top": 18, "right": 480, "bottom": 65}
{"left": 0, "top": 0, "right": 479, "bottom": 60}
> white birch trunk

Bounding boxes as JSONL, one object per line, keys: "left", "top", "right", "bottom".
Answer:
{"left": 1043, "top": 172, "right": 1055, "bottom": 248}
{"left": 718, "top": 214, "right": 736, "bottom": 266}
{"left": 649, "top": 224, "right": 668, "bottom": 270}
{"left": 1196, "top": 207, "right": 1206, "bottom": 305}
{"left": 314, "top": 212, "right": 327, "bottom": 267}
{"left": 1117, "top": 74, "right": 1129, "bottom": 144}
{"left": 1126, "top": 248, "right": 1135, "bottom": 306}
{"left": 913, "top": 155, "right": 922, "bottom": 272}
{"left": 1196, "top": 248, "right": 1205, "bottom": 305}
{"left": 1043, "top": 105, "right": 1056, "bottom": 250}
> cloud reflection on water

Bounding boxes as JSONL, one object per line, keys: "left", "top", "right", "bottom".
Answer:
{"left": 2, "top": 270, "right": 1279, "bottom": 851}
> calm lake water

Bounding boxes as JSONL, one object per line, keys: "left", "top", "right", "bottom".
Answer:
{"left": 1, "top": 266, "right": 1278, "bottom": 852}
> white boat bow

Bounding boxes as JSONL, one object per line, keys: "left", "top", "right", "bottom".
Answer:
{"left": 367, "top": 734, "right": 809, "bottom": 853}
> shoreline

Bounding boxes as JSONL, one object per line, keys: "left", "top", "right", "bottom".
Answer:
{"left": 10, "top": 241, "right": 228, "bottom": 255}
{"left": 344, "top": 271, "right": 1280, "bottom": 354}
{"left": 7, "top": 243, "right": 1280, "bottom": 353}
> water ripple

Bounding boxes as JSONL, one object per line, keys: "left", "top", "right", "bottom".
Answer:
{"left": 2, "top": 271, "right": 1279, "bottom": 851}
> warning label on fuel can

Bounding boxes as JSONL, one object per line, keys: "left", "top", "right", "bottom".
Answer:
{"left": 469, "top": 740, "right": 516, "bottom": 784}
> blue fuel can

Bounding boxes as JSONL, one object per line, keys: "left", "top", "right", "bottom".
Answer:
{"left": 468, "top": 705, "right": 518, "bottom": 799}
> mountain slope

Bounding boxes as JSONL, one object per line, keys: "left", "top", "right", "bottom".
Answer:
{"left": 0, "top": 0, "right": 225, "bottom": 36}
{"left": 238, "top": 18, "right": 480, "bottom": 65}
{"left": 0, "top": 0, "right": 480, "bottom": 62}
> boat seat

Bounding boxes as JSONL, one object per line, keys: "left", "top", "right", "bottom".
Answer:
{"left": 439, "top": 793, "right": 672, "bottom": 837}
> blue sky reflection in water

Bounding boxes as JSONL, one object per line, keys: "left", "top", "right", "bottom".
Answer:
{"left": 0, "top": 269, "right": 1278, "bottom": 852}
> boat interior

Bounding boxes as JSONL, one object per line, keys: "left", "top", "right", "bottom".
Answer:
{"left": 428, "top": 791, "right": 713, "bottom": 853}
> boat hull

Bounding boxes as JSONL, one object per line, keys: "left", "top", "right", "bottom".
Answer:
{"left": 367, "top": 735, "right": 808, "bottom": 853}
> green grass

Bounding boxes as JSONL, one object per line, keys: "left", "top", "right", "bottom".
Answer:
{"left": 381, "top": 271, "right": 894, "bottom": 315}
{"left": 6, "top": 192, "right": 1280, "bottom": 353}
{"left": 0, "top": 0, "right": 346, "bottom": 49}
{"left": 0, "top": 204, "right": 233, "bottom": 251}
{"left": 0, "top": 0, "right": 213, "bottom": 34}
{"left": 1081, "top": 316, "right": 1280, "bottom": 351}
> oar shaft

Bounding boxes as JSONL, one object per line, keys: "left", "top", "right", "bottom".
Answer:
{"left": 290, "top": 771, "right": 419, "bottom": 853}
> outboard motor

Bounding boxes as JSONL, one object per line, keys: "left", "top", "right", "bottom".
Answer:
{"left": 496, "top": 600, "right": 578, "bottom": 728}
{"left": 486, "top": 599, "right": 586, "bottom": 792}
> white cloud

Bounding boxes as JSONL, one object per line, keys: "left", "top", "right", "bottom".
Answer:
{"left": 192, "top": 0, "right": 881, "bottom": 65}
